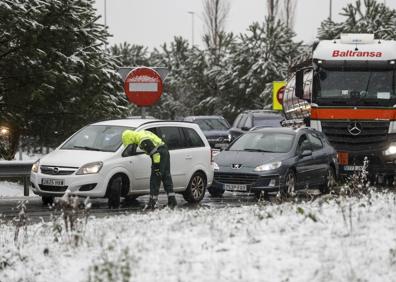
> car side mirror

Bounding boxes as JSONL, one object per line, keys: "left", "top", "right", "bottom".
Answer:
{"left": 300, "top": 149, "right": 312, "bottom": 158}
{"left": 241, "top": 126, "right": 250, "bottom": 131}
{"left": 295, "top": 69, "right": 305, "bottom": 99}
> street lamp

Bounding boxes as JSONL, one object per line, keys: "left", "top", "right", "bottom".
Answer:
{"left": 188, "top": 11, "right": 195, "bottom": 47}
{"left": 329, "top": 0, "right": 332, "bottom": 20}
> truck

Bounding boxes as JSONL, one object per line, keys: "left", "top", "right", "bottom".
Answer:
{"left": 283, "top": 33, "right": 396, "bottom": 184}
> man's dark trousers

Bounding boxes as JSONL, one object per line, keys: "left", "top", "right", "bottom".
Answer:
{"left": 150, "top": 145, "right": 174, "bottom": 196}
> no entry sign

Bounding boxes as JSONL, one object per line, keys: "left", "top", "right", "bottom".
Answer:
{"left": 123, "top": 67, "right": 163, "bottom": 106}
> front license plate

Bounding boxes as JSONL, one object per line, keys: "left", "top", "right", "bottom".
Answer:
{"left": 343, "top": 165, "right": 363, "bottom": 171}
{"left": 42, "top": 178, "right": 64, "bottom": 186}
{"left": 224, "top": 184, "right": 247, "bottom": 191}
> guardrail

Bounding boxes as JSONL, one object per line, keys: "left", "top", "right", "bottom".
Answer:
{"left": 0, "top": 161, "right": 35, "bottom": 196}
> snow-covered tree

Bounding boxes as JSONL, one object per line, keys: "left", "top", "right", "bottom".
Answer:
{"left": 110, "top": 42, "right": 150, "bottom": 67}
{"left": 215, "top": 18, "right": 301, "bottom": 121}
{"left": 318, "top": 0, "right": 396, "bottom": 40}
{"left": 0, "top": 0, "right": 128, "bottom": 159}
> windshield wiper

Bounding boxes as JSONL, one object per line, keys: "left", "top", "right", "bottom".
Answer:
{"left": 73, "top": 145, "right": 101, "bottom": 151}
{"left": 244, "top": 148, "right": 275, "bottom": 153}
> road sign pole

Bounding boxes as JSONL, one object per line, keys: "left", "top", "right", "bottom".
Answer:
{"left": 141, "top": 107, "right": 146, "bottom": 119}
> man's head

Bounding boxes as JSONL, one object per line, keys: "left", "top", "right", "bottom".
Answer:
{"left": 122, "top": 130, "right": 139, "bottom": 146}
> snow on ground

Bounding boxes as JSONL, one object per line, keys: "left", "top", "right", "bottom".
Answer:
{"left": 0, "top": 181, "right": 37, "bottom": 198}
{"left": 1, "top": 192, "right": 396, "bottom": 282}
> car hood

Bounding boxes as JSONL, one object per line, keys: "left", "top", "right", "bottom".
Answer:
{"left": 203, "top": 130, "right": 229, "bottom": 137}
{"left": 40, "top": 149, "right": 115, "bottom": 167}
{"left": 214, "top": 150, "right": 287, "bottom": 169}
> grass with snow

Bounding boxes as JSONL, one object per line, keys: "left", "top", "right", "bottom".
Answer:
{"left": 1, "top": 191, "right": 396, "bottom": 282}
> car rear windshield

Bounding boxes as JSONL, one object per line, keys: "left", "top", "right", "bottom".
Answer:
{"left": 229, "top": 132, "right": 294, "bottom": 153}
{"left": 195, "top": 118, "right": 230, "bottom": 131}
{"left": 254, "top": 117, "right": 283, "bottom": 127}
{"left": 61, "top": 125, "right": 130, "bottom": 152}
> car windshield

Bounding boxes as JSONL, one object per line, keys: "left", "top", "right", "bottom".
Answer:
{"left": 61, "top": 125, "right": 129, "bottom": 152}
{"left": 229, "top": 132, "right": 294, "bottom": 153}
{"left": 195, "top": 118, "right": 230, "bottom": 131}
{"left": 315, "top": 67, "right": 396, "bottom": 106}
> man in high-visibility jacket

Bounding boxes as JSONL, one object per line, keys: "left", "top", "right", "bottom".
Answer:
{"left": 121, "top": 129, "right": 177, "bottom": 209}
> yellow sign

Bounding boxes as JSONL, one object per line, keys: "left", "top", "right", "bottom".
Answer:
{"left": 273, "top": 81, "right": 286, "bottom": 111}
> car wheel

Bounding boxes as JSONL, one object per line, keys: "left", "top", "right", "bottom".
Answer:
{"left": 42, "top": 196, "right": 54, "bottom": 206}
{"left": 108, "top": 176, "right": 122, "bottom": 209}
{"left": 282, "top": 170, "right": 295, "bottom": 197}
{"left": 183, "top": 172, "right": 206, "bottom": 203}
{"left": 207, "top": 186, "right": 224, "bottom": 197}
{"left": 320, "top": 167, "right": 335, "bottom": 194}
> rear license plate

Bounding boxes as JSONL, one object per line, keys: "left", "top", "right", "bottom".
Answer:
{"left": 337, "top": 152, "right": 349, "bottom": 165}
{"left": 42, "top": 178, "right": 64, "bottom": 186}
{"left": 224, "top": 184, "right": 247, "bottom": 191}
{"left": 343, "top": 165, "right": 363, "bottom": 171}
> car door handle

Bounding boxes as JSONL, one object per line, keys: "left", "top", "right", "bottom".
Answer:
{"left": 185, "top": 155, "right": 192, "bottom": 160}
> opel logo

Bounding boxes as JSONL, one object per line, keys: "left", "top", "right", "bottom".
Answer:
{"left": 53, "top": 167, "right": 59, "bottom": 174}
{"left": 347, "top": 122, "right": 362, "bottom": 136}
{"left": 232, "top": 164, "right": 242, "bottom": 169}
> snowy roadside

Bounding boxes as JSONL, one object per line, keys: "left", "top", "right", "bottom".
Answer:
{"left": 1, "top": 192, "right": 396, "bottom": 282}
{"left": 0, "top": 181, "right": 37, "bottom": 198}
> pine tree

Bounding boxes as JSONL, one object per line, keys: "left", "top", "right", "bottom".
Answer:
{"left": 318, "top": 0, "right": 396, "bottom": 40}
{"left": 215, "top": 18, "right": 301, "bottom": 121}
{"left": 0, "top": 0, "right": 128, "bottom": 159}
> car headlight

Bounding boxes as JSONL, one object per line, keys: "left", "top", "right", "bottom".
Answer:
{"left": 384, "top": 143, "right": 396, "bottom": 156}
{"left": 31, "top": 160, "right": 40, "bottom": 173}
{"left": 213, "top": 162, "right": 220, "bottom": 170}
{"left": 76, "top": 161, "right": 103, "bottom": 175}
{"left": 254, "top": 161, "right": 282, "bottom": 172}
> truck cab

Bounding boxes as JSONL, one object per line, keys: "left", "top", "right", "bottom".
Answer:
{"left": 284, "top": 34, "right": 396, "bottom": 183}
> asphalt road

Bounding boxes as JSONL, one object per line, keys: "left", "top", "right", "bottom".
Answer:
{"left": 0, "top": 191, "right": 270, "bottom": 223}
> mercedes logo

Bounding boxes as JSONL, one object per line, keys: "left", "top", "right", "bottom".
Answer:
{"left": 347, "top": 122, "right": 362, "bottom": 136}
{"left": 53, "top": 167, "right": 59, "bottom": 174}
{"left": 232, "top": 164, "right": 242, "bottom": 169}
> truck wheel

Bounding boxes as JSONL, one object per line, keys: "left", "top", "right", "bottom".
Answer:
{"left": 207, "top": 186, "right": 224, "bottom": 197}
{"left": 183, "top": 172, "right": 206, "bottom": 203}
{"left": 108, "top": 176, "right": 122, "bottom": 209}
{"left": 42, "top": 196, "right": 54, "bottom": 206}
{"left": 254, "top": 191, "right": 269, "bottom": 201}
{"left": 320, "top": 167, "right": 335, "bottom": 194}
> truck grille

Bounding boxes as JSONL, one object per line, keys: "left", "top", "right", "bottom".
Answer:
{"left": 321, "top": 121, "right": 389, "bottom": 151}
{"left": 214, "top": 172, "right": 259, "bottom": 185}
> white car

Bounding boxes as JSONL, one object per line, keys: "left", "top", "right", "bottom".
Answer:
{"left": 30, "top": 119, "right": 214, "bottom": 207}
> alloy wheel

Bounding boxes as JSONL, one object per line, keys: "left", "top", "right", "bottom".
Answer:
{"left": 191, "top": 175, "right": 205, "bottom": 200}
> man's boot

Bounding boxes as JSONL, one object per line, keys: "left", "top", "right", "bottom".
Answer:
{"left": 143, "top": 196, "right": 158, "bottom": 211}
{"left": 167, "top": 195, "right": 177, "bottom": 209}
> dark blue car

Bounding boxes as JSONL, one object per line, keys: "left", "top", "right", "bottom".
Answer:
{"left": 208, "top": 127, "right": 339, "bottom": 199}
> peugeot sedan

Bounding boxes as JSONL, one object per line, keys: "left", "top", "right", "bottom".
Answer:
{"left": 208, "top": 127, "right": 338, "bottom": 198}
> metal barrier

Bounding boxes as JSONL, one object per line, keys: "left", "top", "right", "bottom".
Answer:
{"left": 0, "top": 161, "right": 35, "bottom": 196}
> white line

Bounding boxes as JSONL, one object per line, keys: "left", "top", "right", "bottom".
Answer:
{"left": 129, "top": 82, "right": 158, "bottom": 92}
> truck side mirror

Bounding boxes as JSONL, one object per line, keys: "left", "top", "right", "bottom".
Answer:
{"left": 295, "top": 70, "right": 304, "bottom": 99}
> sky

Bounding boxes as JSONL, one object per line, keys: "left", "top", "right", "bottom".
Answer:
{"left": 94, "top": 0, "right": 394, "bottom": 49}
